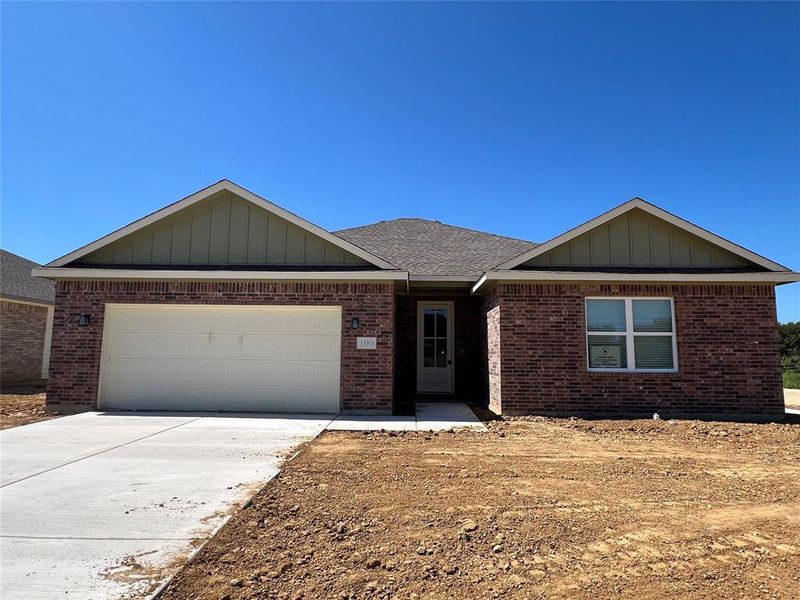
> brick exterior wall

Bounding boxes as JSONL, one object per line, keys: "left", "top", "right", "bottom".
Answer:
{"left": 486, "top": 304, "right": 501, "bottom": 414}
{"left": 1, "top": 300, "right": 49, "bottom": 386}
{"left": 483, "top": 283, "right": 784, "bottom": 419}
{"left": 395, "top": 295, "right": 483, "bottom": 402}
{"left": 47, "top": 281, "right": 395, "bottom": 414}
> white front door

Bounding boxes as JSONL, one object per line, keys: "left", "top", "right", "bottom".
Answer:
{"left": 416, "top": 302, "right": 454, "bottom": 394}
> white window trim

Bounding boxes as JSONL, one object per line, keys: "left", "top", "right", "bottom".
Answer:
{"left": 585, "top": 297, "right": 678, "bottom": 373}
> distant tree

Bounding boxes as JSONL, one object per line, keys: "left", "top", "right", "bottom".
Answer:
{"left": 779, "top": 321, "right": 800, "bottom": 372}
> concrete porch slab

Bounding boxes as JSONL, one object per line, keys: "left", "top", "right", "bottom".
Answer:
{"left": 415, "top": 402, "right": 486, "bottom": 431}
{"left": 327, "top": 402, "right": 486, "bottom": 432}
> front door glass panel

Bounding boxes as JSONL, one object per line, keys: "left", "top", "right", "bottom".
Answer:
{"left": 422, "top": 308, "right": 448, "bottom": 368}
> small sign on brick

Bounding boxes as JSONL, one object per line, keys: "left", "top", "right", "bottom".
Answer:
{"left": 356, "top": 337, "right": 377, "bottom": 350}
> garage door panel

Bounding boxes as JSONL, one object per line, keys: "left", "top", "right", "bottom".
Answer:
{"left": 110, "top": 332, "right": 340, "bottom": 361}
{"left": 107, "top": 382, "right": 340, "bottom": 403}
{"left": 107, "top": 359, "right": 340, "bottom": 387}
{"left": 110, "top": 306, "right": 341, "bottom": 335}
{"left": 100, "top": 305, "right": 342, "bottom": 413}
{"left": 230, "top": 309, "right": 337, "bottom": 334}
{"left": 207, "top": 311, "right": 340, "bottom": 335}
{"left": 103, "top": 383, "right": 338, "bottom": 412}
{"left": 244, "top": 335, "right": 340, "bottom": 360}
{"left": 108, "top": 308, "right": 215, "bottom": 333}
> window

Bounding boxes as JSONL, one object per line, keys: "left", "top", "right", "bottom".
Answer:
{"left": 585, "top": 298, "right": 677, "bottom": 371}
{"left": 422, "top": 307, "right": 448, "bottom": 368}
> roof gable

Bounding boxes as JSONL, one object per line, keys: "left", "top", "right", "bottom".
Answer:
{"left": 49, "top": 181, "right": 396, "bottom": 269}
{"left": 497, "top": 198, "right": 789, "bottom": 272}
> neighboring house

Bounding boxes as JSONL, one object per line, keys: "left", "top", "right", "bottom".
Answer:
{"left": 1, "top": 250, "right": 55, "bottom": 386}
{"left": 33, "top": 180, "right": 799, "bottom": 419}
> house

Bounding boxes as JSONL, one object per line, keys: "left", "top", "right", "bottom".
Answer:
{"left": 1, "top": 250, "right": 55, "bottom": 386}
{"left": 32, "top": 180, "right": 799, "bottom": 419}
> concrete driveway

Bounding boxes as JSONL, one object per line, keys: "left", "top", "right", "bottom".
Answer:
{"left": 0, "top": 411, "right": 333, "bottom": 599}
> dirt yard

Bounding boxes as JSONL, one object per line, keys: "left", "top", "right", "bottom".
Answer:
{"left": 161, "top": 415, "right": 800, "bottom": 600}
{"left": 0, "top": 387, "right": 55, "bottom": 429}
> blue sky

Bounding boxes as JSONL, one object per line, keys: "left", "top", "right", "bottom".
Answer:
{"left": 2, "top": 2, "right": 798, "bottom": 320}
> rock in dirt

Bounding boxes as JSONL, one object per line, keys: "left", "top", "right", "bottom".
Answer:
{"left": 443, "top": 564, "right": 458, "bottom": 575}
{"left": 461, "top": 519, "right": 478, "bottom": 532}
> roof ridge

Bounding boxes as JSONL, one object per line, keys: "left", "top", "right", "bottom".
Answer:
{"left": 335, "top": 218, "right": 537, "bottom": 245}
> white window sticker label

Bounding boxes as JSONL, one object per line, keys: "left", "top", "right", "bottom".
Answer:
{"left": 590, "top": 345, "right": 621, "bottom": 368}
{"left": 357, "top": 337, "right": 377, "bottom": 350}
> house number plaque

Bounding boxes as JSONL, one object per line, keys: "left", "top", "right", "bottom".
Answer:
{"left": 356, "top": 337, "right": 377, "bottom": 350}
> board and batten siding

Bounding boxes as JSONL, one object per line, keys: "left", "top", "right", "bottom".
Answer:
{"left": 81, "top": 190, "right": 370, "bottom": 266}
{"left": 524, "top": 208, "right": 753, "bottom": 269}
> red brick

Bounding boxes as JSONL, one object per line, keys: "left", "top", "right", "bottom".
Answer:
{"left": 483, "top": 283, "right": 783, "bottom": 419}
{"left": 47, "top": 279, "right": 785, "bottom": 420}
{"left": 1, "top": 300, "right": 48, "bottom": 385}
{"left": 47, "top": 281, "right": 395, "bottom": 414}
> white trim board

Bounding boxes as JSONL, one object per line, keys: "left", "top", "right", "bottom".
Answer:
{"left": 495, "top": 198, "right": 791, "bottom": 273}
{"left": 32, "top": 267, "right": 408, "bottom": 282}
{"left": 471, "top": 270, "right": 800, "bottom": 294}
{"left": 41, "top": 305, "right": 54, "bottom": 378}
{"left": 46, "top": 180, "right": 397, "bottom": 270}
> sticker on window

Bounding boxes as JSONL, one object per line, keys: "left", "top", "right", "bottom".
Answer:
{"left": 590, "top": 345, "right": 622, "bottom": 368}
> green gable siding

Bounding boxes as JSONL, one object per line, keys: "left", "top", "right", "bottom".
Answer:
{"left": 524, "top": 208, "right": 754, "bottom": 269}
{"left": 78, "top": 190, "right": 370, "bottom": 267}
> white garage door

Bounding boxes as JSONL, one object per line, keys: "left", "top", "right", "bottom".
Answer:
{"left": 99, "top": 304, "right": 342, "bottom": 413}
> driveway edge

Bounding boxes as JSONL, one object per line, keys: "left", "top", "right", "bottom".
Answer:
{"left": 147, "top": 441, "right": 315, "bottom": 599}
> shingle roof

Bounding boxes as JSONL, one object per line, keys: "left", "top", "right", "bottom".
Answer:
{"left": 336, "top": 219, "right": 537, "bottom": 277}
{"left": 0, "top": 250, "right": 55, "bottom": 304}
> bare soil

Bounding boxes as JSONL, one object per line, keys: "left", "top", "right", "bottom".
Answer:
{"left": 161, "top": 415, "right": 800, "bottom": 600}
{"left": 0, "top": 387, "right": 56, "bottom": 429}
